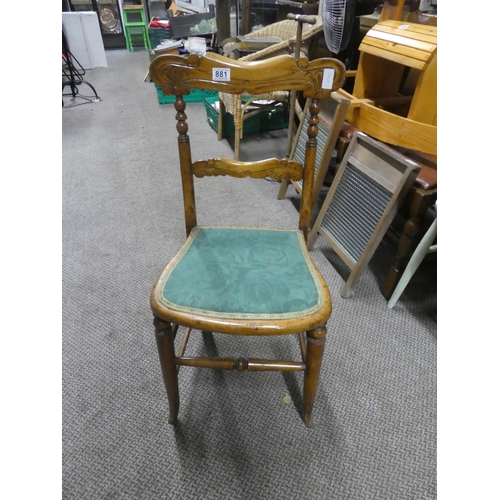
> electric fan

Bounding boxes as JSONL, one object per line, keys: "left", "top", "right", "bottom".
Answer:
{"left": 320, "top": 0, "right": 377, "bottom": 54}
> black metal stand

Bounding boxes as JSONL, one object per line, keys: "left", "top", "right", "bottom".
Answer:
{"left": 62, "top": 30, "right": 101, "bottom": 107}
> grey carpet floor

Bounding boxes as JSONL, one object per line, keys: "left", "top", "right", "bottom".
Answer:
{"left": 62, "top": 49, "right": 437, "bottom": 500}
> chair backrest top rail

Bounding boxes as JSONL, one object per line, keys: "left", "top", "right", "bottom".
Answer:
{"left": 150, "top": 52, "right": 346, "bottom": 100}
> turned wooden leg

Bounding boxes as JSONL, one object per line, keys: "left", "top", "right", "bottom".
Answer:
{"left": 154, "top": 316, "right": 179, "bottom": 425}
{"left": 303, "top": 327, "right": 327, "bottom": 428}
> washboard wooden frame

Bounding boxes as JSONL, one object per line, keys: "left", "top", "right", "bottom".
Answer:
{"left": 278, "top": 91, "right": 350, "bottom": 213}
{"left": 308, "top": 131, "right": 421, "bottom": 298}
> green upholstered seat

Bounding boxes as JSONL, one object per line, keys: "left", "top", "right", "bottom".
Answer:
{"left": 155, "top": 227, "right": 325, "bottom": 319}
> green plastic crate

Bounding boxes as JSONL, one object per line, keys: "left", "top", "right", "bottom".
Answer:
{"left": 203, "top": 96, "right": 289, "bottom": 138}
{"left": 155, "top": 84, "right": 218, "bottom": 104}
{"left": 148, "top": 26, "right": 171, "bottom": 48}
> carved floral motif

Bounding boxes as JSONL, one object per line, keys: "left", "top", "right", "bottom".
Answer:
{"left": 150, "top": 53, "right": 345, "bottom": 99}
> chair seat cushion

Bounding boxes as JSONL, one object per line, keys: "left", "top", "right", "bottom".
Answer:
{"left": 155, "top": 227, "right": 325, "bottom": 319}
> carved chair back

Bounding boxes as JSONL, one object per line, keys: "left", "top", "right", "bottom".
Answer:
{"left": 149, "top": 52, "right": 346, "bottom": 240}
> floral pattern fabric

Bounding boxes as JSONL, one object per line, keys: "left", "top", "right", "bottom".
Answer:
{"left": 158, "top": 227, "right": 323, "bottom": 319}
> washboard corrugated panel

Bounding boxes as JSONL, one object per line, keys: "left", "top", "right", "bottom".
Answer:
{"left": 320, "top": 164, "right": 392, "bottom": 263}
{"left": 308, "top": 131, "right": 421, "bottom": 298}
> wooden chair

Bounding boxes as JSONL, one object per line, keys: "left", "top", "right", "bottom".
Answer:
{"left": 149, "top": 52, "right": 346, "bottom": 428}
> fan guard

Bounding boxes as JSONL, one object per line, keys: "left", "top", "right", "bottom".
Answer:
{"left": 321, "top": 0, "right": 357, "bottom": 54}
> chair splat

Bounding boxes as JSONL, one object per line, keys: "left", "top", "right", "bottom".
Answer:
{"left": 192, "top": 157, "right": 303, "bottom": 181}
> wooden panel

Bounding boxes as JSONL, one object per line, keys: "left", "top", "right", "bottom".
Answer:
{"left": 408, "top": 55, "right": 437, "bottom": 125}
{"left": 349, "top": 150, "right": 405, "bottom": 193}
{"left": 359, "top": 21, "right": 436, "bottom": 70}
{"left": 345, "top": 102, "right": 437, "bottom": 155}
{"left": 362, "top": 30, "right": 436, "bottom": 56}
{"left": 348, "top": 156, "right": 401, "bottom": 192}
{"left": 353, "top": 53, "right": 406, "bottom": 98}
{"left": 379, "top": 2, "right": 404, "bottom": 22}
{"left": 373, "top": 23, "right": 437, "bottom": 45}
{"left": 381, "top": 20, "right": 437, "bottom": 38}
{"left": 357, "top": 44, "right": 427, "bottom": 70}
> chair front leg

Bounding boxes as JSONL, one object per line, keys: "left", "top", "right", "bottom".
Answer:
{"left": 154, "top": 316, "right": 179, "bottom": 424}
{"left": 303, "top": 326, "right": 327, "bottom": 428}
